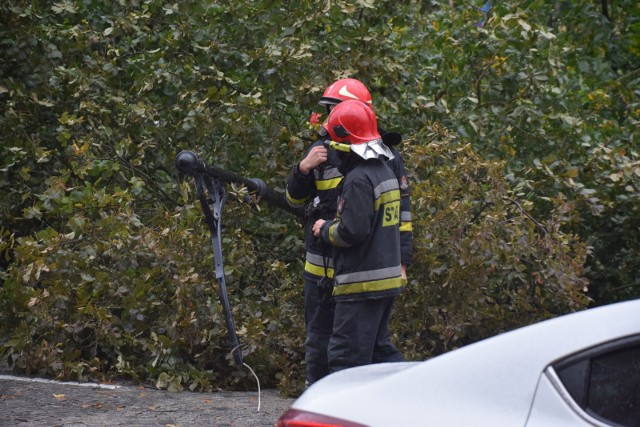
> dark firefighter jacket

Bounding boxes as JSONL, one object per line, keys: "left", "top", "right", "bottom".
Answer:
{"left": 318, "top": 155, "right": 404, "bottom": 301}
{"left": 285, "top": 134, "right": 412, "bottom": 281}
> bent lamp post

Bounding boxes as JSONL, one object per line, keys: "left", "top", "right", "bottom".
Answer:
{"left": 175, "top": 150, "right": 302, "bottom": 367}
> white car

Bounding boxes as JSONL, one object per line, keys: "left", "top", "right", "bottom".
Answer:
{"left": 278, "top": 299, "right": 640, "bottom": 427}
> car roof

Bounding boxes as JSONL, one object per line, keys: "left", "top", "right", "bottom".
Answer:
{"left": 292, "top": 299, "right": 640, "bottom": 427}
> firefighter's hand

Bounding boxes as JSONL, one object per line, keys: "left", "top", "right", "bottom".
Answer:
{"left": 401, "top": 264, "right": 407, "bottom": 282}
{"left": 313, "top": 219, "right": 326, "bottom": 237}
{"left": 299, "top": 146, "right": 328, "bottom": 175}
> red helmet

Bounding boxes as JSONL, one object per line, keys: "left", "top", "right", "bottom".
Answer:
{"left": 319, "top": 78, "right": 373, "bottom": 107}
{"left": 323, "top": 100, "right": 381, "bottom": 145}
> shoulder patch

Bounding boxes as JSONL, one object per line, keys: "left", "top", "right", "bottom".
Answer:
{"left": 400, "top": 175, "right": 409, "bottom": 191}
{"left": 337, "top": 196, "right": 345, "bottom": 215}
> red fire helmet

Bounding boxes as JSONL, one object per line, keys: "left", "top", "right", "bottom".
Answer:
{"left": 319, "top": 78, "right": 373, "bottom": 107}
{"left": 323, "top": 100, "right": 381, "bottom": 145}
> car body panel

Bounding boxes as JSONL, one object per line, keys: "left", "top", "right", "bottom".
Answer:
{"left": 289, "top": 299, "right": 640, "bottom": 427}
{"left": 524, "top": 369, "right": 609, "bottom": 427}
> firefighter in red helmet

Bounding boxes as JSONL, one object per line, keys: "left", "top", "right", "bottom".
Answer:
{"left": 311, "top": 99, "right": 405, "bottom": 374}
{"left": 285, "top": 78, "right": 412, "bottom": 386}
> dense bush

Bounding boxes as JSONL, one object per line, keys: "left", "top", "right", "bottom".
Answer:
{"left": 395, "top": 126, "right": 589, "bottom": 360}
{"left": 1, "top": 0, "right": 636, "bottom": 395}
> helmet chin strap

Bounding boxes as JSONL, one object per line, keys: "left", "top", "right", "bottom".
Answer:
{"left": 323, "top": 140, "right": 351, "bottom": 152}
{"left": 323, "top": 140, "right": 394, "bottom": 161}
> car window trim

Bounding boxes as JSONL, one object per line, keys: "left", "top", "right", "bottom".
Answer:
{"left": 544, "top": 367, "right": 615, "bottom": 427}
{"left": 552, "top": 334, "right": 640, "bottom": 371}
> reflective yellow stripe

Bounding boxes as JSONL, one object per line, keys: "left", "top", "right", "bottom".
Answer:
{"left": 328, "top": 222, "right": 349, "bottom": 247}
{"left": 316, "top": 177, "right": 343, "bottom": 191}
{"left": 374, "top": 189, "right": 400, "bottom": 210}
{"left": 286, "top": 192, "right": 309, "bottom": 205}
{"left": 399, "top": 222, "right": 413, "bottom": 232}
{"left": 333, "top": 277, "right": 404, "bottom": 296}
{"left": 304, "top": 260, "right": 335, "bottom": 278}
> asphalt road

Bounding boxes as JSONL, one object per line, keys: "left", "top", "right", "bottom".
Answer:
{"left": 0, "top": 374, "right": 295, "bottom": 427}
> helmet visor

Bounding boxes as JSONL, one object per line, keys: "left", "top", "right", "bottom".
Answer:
{"left": 319, "top": 97, "right": 342, "bottom": 106}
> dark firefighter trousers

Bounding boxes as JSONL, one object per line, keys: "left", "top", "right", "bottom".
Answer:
{"left": 304, "top": 278, "right": 404, "bottom": 385}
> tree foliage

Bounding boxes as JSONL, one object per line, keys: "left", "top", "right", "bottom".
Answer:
{"left": 397, "top": 126, "right": 588, "bottom": 359}
{"left": 1, "top": 0, "right": 637, "bottom": 395}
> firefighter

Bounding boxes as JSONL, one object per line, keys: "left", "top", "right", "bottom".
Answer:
{"left": 312, "top": 99, "right": 405, "bottom": 372}
{"left": 285, "top": 78, "right": 412, "bottom": 386}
